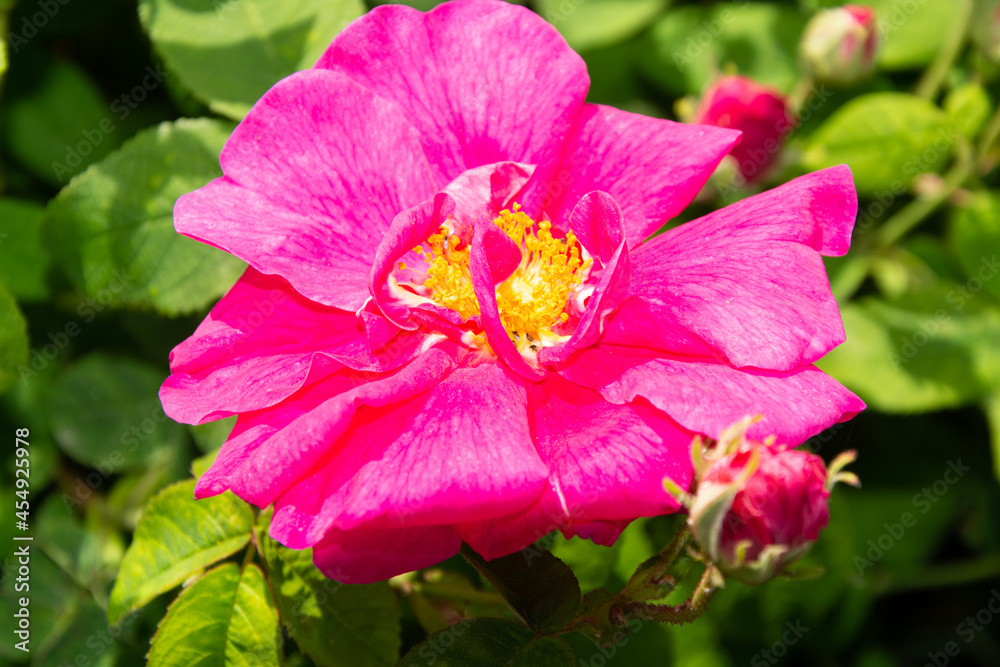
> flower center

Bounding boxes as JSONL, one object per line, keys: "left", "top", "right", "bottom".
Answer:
{"left": 415, "top": 205, "right": 590, "bottom": 350}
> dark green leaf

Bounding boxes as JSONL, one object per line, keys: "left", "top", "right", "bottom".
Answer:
{"left": 147, "top": 563, "right": 280, "bottom": 667}
{"left": 48, "top": 353, "right": 187, "bottom": 471}
{"left": 42, "top": 118, "right": 245, "bottom": 316}
{"left": 256, "top": 511, "right": 401, "bottom": 666}
{"left": 869, "top": 0, "right": 962, "bottom": 70}
{"left": 399, "top": 618, "right": 575, "bottom": 667}
{"left": 950, "top": 190, "right": 1000, "bottom": 301}
{"left": 139, "top": 0, "right": 364, "bottom": 119}
{"left": 0, "top": 282, "right": 28, "bottom": 395}
{"left": 803, "top": 93, "right": 957, "bottom": 194}
{"left": 462, "top": 544, "right": 582, "bottom": 633}
{"left": 0, "top": 198, "right": 50, "bottom": 301}
{"left": 944, "top": 82, "right": 991, "bottom": 141}
{"left": 2, "top": 61, "right": 121, "bottom": 185}
{"left": 107, "top": 479, "right": 255, "bottom": 623}
{"left": 536, "top": 0, "right": 668, "bottom": 52}
{"left": 643, "top": 3, "right": 806, "bottom": 95}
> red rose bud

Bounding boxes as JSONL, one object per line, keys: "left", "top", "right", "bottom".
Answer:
{"left": 692, "top": 75, "right": 795, "bottom": 183}
{"left": 676, "top": 419, "right": 859, "bottom": 585}
{"left": 800, "top": 5, "right": 880, "bottom": 85}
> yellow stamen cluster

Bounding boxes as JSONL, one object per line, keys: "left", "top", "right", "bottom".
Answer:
{"left": 418, "top": 205, "right": 590, "bottom": 350}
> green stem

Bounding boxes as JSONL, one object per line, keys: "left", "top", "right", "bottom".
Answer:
{"left": 884, "top": 554, "right": 1000, "bottom": 594}
{"left": 623, "top": 523, "right": 693, "bottom": 602}
{"left": 617, "top": 566, "right": 718, "bottom": 626}
{"left": 976, "top": 103, "right": 1000, "bottom": 174}
{"left": 914, "top": 0, "right": 973, "bottom": 100}
{"left": 412, "top": 581, "right": 507, "bottom": 607}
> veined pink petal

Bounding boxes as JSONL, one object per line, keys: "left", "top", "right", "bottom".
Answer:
{"left": 539, "top": 191, "right": 630, "bottom": 365}
{"left": 458, "top": 375, "right": 693, "bottom": 560}
{"left": 556, "top": 345, "right": 865, "bottom": 445}
{"left": 311, "top": 524, "right": 462, "bottom": 585}
{"left": 269, "top": 360, "right": 548, "bottom": 549}
{"left": 160, "top": 268, "right": 428, "bottom": 425}
{"left": 195, "top": 347, "right": 457, "bottom": 507}
{"left": 529, "top": 104, "right": 740, "bottom": 244}
{"left": 602, "top": 167, "right": 857, "bottom": 370}
{"left": 174, "top": 69, "right": 437, "bottom": 311}
{"left": 315, "top": 0, "right": 588, "bottom": 185}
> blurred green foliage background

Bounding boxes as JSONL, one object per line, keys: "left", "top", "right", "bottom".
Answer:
{"left": 1, "top": 0, "right": 1000, "bottom": 665}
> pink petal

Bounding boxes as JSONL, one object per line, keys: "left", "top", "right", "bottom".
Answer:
{"left": 269, "top": 360, "right": 548, "bottom": 549}
{"left": 602, "top": 167, "right": 857, "bottom": 371}
{"left": 315, "top": 0, "right": 588, "bottom": 185}
{"left": 539, "top": 192, "right": 630, "bottom": 365}
{"left": 160, "top": 268, "right": 427, "bottom": 425}
{"left": 556, "top": 345, "right": 866, "bottom": 445}
{"left": 530, "top": 104, "right": 740, "bottom": 245}
{"left": 174, "top": 69, "right": 438, "bottom": 311}
{"left": 459, "top": 375, "right": 694, "bottom": 559}
{"left": 311, "top": 524, "right": 462, "bottom": 585}
{"left": 195, "top": 347, "right": 457, "bottom": 507}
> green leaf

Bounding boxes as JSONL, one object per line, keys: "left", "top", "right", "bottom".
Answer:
{"left": 107, "top": 479, "right": 255, "bottom": 624}
{"left": 949, "top": 190, "right": 1000, "bottom": 301}
{"left": 190, "top": 415, "right": 237, "bottom": 454}
{"left": 869, "top": 0, "right": 963, "bottom": 70}
{"left": 536, "top": 0, "right": 668, "bottom": 52}
{"left": 255, "top": 511, "right": 401, "bottom": 666}
{"left": 944, "top": 82, "right": 991, "bottom": 141}
{"left": 148, "top": 563, "right": 280, "bottom": 667}
{"left": 0, "top": 198, "right": 50, "bottom": 301}
{"left": 643, "top": 3, "right": 807, "bottom": 95}
{"left": 399, "top": 618, "right": 575, "bottom": 667}
{"left": 462, "top": 544, "right": 582, "bottom": 633}
{"left": 0, "top": 282, "right": 28, "bottom": 394}
{"left": 35, "top": 495, "right": 125, "bottom": 595}
{"left": 1, "top": 60, "right": 121, "bottom": 185}
{"left": 48, "top": 353, "right": 187, "bottom": 471}
{"left": 803, "top": 93, "right": 957, "bottom": 194}
{"left": 817, "top": 295, "right": 1000, "bottom": 413}
{"left": 138, "top": 0, "right": 364, "bottom": 120}
{"left": 42, "top": 118, "right": 245, "bottom": 315}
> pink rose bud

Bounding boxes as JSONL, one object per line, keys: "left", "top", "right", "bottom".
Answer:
{"left": 691, "top": 75, "right": 795, "bottom": 184}
{"left": 674, "top": 419, "right": 859, "bottom": 585}
{"left": 800, "top": 5, "right": 880, "bottom": 85}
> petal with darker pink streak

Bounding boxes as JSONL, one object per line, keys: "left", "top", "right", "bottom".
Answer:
{"left": 311, "top": 524, "right": 462, "bottom": 585}
{"left": 269, "top": 361, "right": 548, "bottom": 549}
{"left": 195, "top": 347, "right": 457, "bottom": 508}
{"left": 160, "top": 268, "right": 428, "bottom": 425}
{"left": 556, "top": 345, "right": 865, "bottom": 446}
{"left": 458, "top": 376, "right": 693, "bottom": 559}
{"left": 315, "top": 0, "right": 588, "bottom": 185}
{"left": 530, "top": 104, "right": 741, "bottom": 245}
{"left": 601, "top": 167, "right": 858, "bottom": 371}
{"left": 174, "top": 69, "right": 437, "bottom": 311}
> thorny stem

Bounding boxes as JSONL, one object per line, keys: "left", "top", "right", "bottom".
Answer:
{"left": 616, "top": 566, "right": 718, "bottom": 626}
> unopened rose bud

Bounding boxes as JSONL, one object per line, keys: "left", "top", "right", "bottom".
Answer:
{"left": 800, "top": 5, "right": 880, "bottom": 85}
{"left": 691, "top": 75, "right": 796, "bottom": 184}
{"left": 671, "top": 418, "right": 859, "bottom": 585}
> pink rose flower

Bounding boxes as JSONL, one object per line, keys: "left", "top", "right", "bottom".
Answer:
{"left": 800, "top": 5, "right": 880, "bottom": 85}
{"left": 161, "top": 0, "right": 864, "bottom": 584}
{"left": 691, "top": 75, "right": 796, "bottom": 183}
